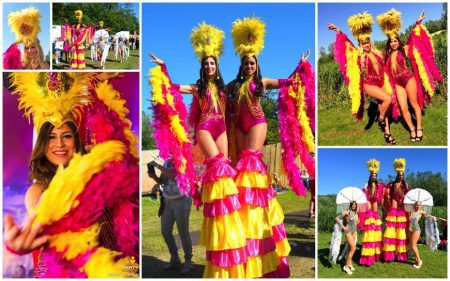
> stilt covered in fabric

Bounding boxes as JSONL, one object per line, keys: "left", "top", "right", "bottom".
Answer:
{"left": 199, "top": 154, "right": 247, "bottom": 278}
{"left": 235, "top": 149, "right": 285, "bottom": 278}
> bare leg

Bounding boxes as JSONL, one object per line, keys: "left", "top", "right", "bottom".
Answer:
{"left": 196, "top": 130, "right": 225, "bottom": 158}
{"left": 345, "top": 232, "right": 357, "bottom": 267}
{"left": 364, "top": 84, "right": 392, "bottom": 120}
{"left": 405, "top": 79, "right": 423, "bottom": 138}
{"left": 214, "top": 131, "right": 228, "bottom": 159}
{"left": 411, "top": 231, "right": 421, "bottom": 264}
{"left": 236, "top": 128, "right": 245, "bottom": 156}
{"left": 396, "top": 84, "right": 416, "bottom": 135}
{"left": 244, "top": 123, "right": 267, "bottom": 151}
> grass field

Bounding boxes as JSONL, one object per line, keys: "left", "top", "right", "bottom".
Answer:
{"left": 317, "top": 231, "right": 447, "bottom": 278}
{"left": 53, "top": 49, "right": 139, "bottom": 70}
{"left": 318, "top": 96, "right": 447, "bottom": 146}
{"left": 142, "top": 189, "right": 315, "bottom": 278}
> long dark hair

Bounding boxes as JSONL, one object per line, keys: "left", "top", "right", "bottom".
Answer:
{"left": 385, "top": 36, "right": 405, "bottom": 62}
{"left": 29, "top": 121, "right": 85, "bottom": 189}
{"left": 231, "top": 55, "right": 264, "bottom": 101}
{"left": 367, "top": 173, "right": 378, "bottom": 185}
{"left": 196, "top": 56, "right": 225, "bottom": 98}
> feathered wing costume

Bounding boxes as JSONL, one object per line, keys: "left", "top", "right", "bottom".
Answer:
{"left": 231, "top": 17, "right": 298, "bottom": 278}
{"left": 358, "top": 159, "right": 383, "bottom": 266}
{"left": 10, "top": 72, "right": 139, "bottom": 278}
{"left": 333, "top": 12, "right": 398, "bottom": 121}
{"left": 382, "top": 158, "right": 408, "bottom": 262}
{"left": 3, "top": 7, "right": 41, "bottom": 69}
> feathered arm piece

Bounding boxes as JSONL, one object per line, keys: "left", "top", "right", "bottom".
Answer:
{"left": 424, "top": 217, "right": 440, "bottom": 252}
{"left": 62, "top": 22, "right": 72, "bottom": 52}
{"left": 277, "top": 59, "right": 315, "bottom": 197}
{"left": 328, "top": 223, "right": 343, "bottom": 264}
{"left": 148, "top": 65, "right": 196, "bottom": 196}
{"left": 3, "top": 43, "right": 23, "bottom": 69}
{"left": 333, "top": 32, "right": 363, "bottom": 120}
{"left": 406, "top": 23, "right": 442, "bottom": 107}
{"left": 377, "top": 182, "right": 384, "bottom": 205}
{"left": 382, "top": 64, "right": 399, "bottom": 120}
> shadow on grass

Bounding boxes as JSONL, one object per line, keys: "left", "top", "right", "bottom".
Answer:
{"left": 285, "top": 210, "right": 315, "bottom": 259}
{"left": 142, "top": 255, "right": 204, "bottom": 278}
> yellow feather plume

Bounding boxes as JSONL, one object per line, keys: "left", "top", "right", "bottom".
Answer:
{"left": 345, "top": 42, "right": 362, "bottom": 115}
{"left": 288, "top": 73, "right": 315, "bottom": 153}
{"left": 75, "top": 10, "right": 83, "bottom": 20}
{"left": 367, "top": 159, "right": 380, "bottom": 173}
{"left": 377, "top": 9, "right": 402, "bottom": 39}
{"left": 9, "top": 72, "right": 91, "bottom": 133}
{"left": 412, "top": 47, "right": 434, "bottom": 96}
{"left": 31, "top": 141, "right": 126, "bottom": 226}
{"left": 383, "top": 73, "right": 394, "bottom": 95}
{"left": 232, "top": 16, "right": 266, "bottom": 58}
{"left": 8, "top": 6, "right": 41, "bottom": 45}
{"left": 347, "top": 12, "right": 373, "bottom": 42}
{"left": 94, "top": 81, "right": 139, "bottom": 158}
{"left": 48, "top": 224, "right": 100, "bottom": 260}
{"left": 393, "top": 158, "right": 406, "bottom": 173}
{"left": 149, "top": 66, "right": 170, "bottom": 105}
{"left": 190, "top": 22, "right": 224, "bottom": 61}
{"left": 83, "top": 247, "right": 139, "bottom": 278}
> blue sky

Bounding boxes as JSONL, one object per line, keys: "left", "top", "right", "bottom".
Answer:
{"left": 3, "top": 3, "right": 50, "bottom": 56}
{"left": 318, "top": 3, "right": 445, "bottom": 51}
{"left": 318, "top": 148, "right": 447, "bottom": 195}
{"left": 141, "top": 3, "right": 315, "bottom": 114}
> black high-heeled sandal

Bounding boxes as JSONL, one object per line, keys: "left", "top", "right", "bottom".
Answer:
{"left": 410, "top": 129, "right": 417, "bottom": 142}
{"left": 416, "top": 128, "right": 423, "bottom": 142}
{"left": 384, "top": 133, "right": 396, "bottom": 145}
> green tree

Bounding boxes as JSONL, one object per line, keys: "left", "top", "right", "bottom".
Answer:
{"left": 261, "top": 90, "right": 280, "bottom": 145}
{"left": 142, "top": 111, "right": 155, "bottom": 150}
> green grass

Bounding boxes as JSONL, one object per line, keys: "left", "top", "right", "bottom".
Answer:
{"left": 317, "top": 231, "right": 447, "bottom": 278}
{"left": 142, "top": 189, "right": 315, "bottom": 278}
{"left": 53, "top": 49, "right": 139, "bottom": 70}
{"left": 318, "top": 96, "right": 447, "bottom": 146}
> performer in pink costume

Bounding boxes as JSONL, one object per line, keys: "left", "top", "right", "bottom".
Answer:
{"left": 228, "top": 16, "right": 315, "bottom": 278}
{"left": 149, "top": 22, "right": 247, "bottom": 278}
{"left": 359, "top": 159, "right": 383, "bottom": 266}
{"left": 378, "top": 10, "right": 443, "bottom": 142}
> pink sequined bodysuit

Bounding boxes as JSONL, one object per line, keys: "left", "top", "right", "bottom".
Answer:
{"left": 194, "top": 88, "right": 227, "bottom": 140}
{"left": 235, "top": 80, "right": 266, "bottom": 133}
{"left": 362, "top": 53, "right": 385, "bottom": 88}
{"left": 390, "top": 182, "right": 409, "bottom": 204}
{"left": 364, "top": 184, "right": 379, "bottom": 204}
{"left": 387, "top": 51, "right": 414, "bottom": 88}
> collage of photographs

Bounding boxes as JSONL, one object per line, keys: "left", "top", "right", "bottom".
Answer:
{"left": 0, "top": 1, "right": 447, "bottom": 280}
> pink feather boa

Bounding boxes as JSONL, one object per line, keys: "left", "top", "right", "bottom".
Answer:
{"left": 277, "top": 60, "right": 315, "bottom": 197}
{"left": 299, "top": 61, "right": 316, "bottom": 133}
{"left": 151, "top": 64, "right": 196, "bottom": 196}
{"left": 3, "top": 43, "right": 23, "bottom": 70}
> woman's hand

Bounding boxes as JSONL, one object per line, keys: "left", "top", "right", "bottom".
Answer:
{"left": 327, "top": 23, "right": 341, "bottom": 33}
{"left": 4, "top": 214, "right": 48, "bottom": 254}
{"left": 418, "top": 11, "right": 425, "bottom": 24}
{"left": 149, "top": 52, "right": 164, "bottom": 66}
{"left": 302, "top": 50, "right": 311, "bottom": 62}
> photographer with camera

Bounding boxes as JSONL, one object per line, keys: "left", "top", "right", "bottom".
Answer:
{"left": 147, "top": 158, "right": 193, "bottom": 274}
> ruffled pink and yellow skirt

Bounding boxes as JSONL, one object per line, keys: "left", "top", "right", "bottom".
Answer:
{"left": 199, "top": 154, "right": 247, "bottom": 278}
{"left": 359, "top": 210, "right": 382, "bottom": 266}
{"left": 382, "top": 208, "right": 407, "bottom": 262}
{"left": 235, "top": 149, "right": 290, "bottom": 278}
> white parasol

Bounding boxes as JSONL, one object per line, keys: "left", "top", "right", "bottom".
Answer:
{"left": 93, "top": 29, "right": 109, "bottom": 43}
{"left": 336, "top": 187, "right": 367, "bottom": 213}
{"left": 404, "top": 188, "right": 433, "bottom": 213}
{"left": 115, "top": 31, "right": 129, "bottom": 39}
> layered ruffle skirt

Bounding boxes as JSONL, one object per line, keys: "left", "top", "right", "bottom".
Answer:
{"left": 359, "top": 210, "right": 382, "bottom": 266}
{"left": 382, "top": 208, "right": 408, "bottom": 262}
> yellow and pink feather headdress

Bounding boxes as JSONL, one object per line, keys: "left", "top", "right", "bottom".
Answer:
{"left": 189, "top": 22, "right": 224, "bottom": 62}
{"left": 8, "top": 6, "right": 41, "bottom": 46}
{"left": 394, "top": 158, "right": 406, "bottom": 173}
{"left": 347, "top": 12, "right": 373, "bottom": 42}
{"left": 377, "top": 9, "right": 402, "bottom": 39}
{"left": 231, "top": 16, "right": 266, "bottom": 58}
{"left": 367, "top": 159, "right": 380, "bottom": 174}
{"left": 9, "top": 72, "right": 91, "bottom": 133}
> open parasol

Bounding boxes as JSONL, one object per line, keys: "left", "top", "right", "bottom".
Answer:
{"left": 93, "top": 29, "right": 109, "bottom": 43}
{"left": 336, "top": 186, "right": 367, "bottom": 213}
{"left": 404, "top": 188, "right": 433, "bottom": 213}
